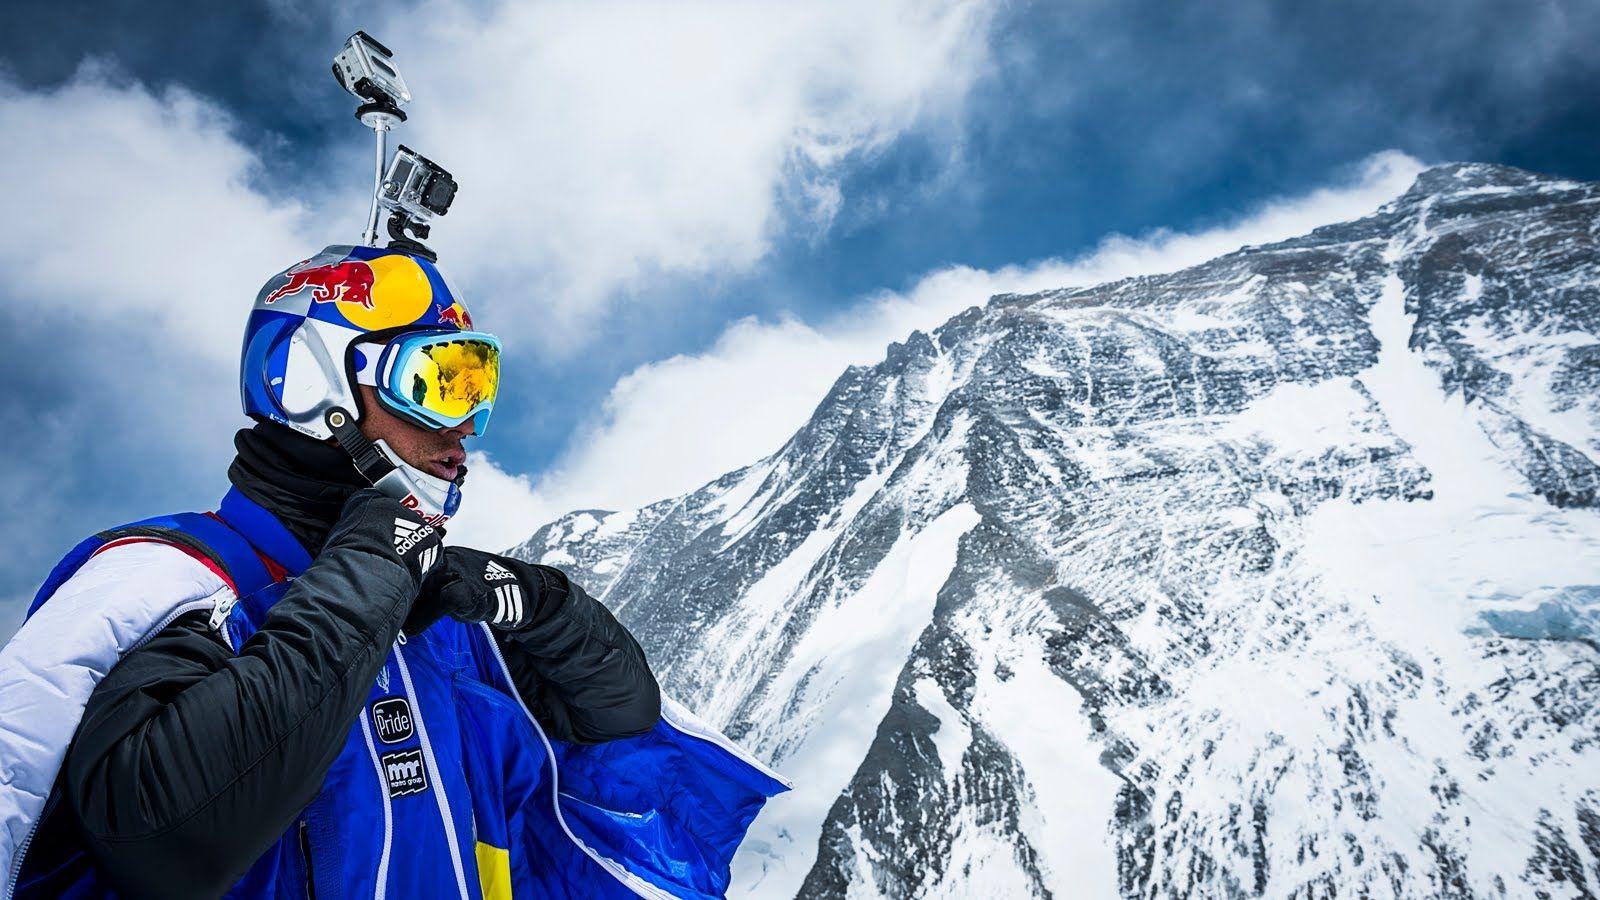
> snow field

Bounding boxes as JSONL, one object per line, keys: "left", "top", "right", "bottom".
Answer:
{"left": 731, "top": 502, "right": 981, "bottom": 898}
{"left": 967, "top": 633, "right": 1122, "bottom": 899}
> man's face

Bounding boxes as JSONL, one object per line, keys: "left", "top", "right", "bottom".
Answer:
{"left": 356, "top": 384, "right": 473, "bottom": 482}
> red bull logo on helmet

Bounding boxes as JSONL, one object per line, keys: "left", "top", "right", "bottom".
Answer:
{"left": 437, "top": 301, "right": 473, "bottom": 330}
{"left": 263, "top": 253, "right": 438, "bottom": 331}
{"left": 264, "top": 259, "right": 377, "bottom": 309}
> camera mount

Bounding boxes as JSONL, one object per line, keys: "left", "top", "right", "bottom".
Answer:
{"left": 333, "top": 31, "right": 457, "bottom": 260}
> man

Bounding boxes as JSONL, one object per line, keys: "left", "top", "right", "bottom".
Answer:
{"left": 0, "top": 246, "right": 787, "bottom": 898}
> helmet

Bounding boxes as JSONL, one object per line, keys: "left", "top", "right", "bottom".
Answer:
{"left": 241, "top": 245, "right": 500, "bottom": 524}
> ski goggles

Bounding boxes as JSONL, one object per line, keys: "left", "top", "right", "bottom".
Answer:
{"left": 359, "top": 330, "right": 501, "bottom": 435}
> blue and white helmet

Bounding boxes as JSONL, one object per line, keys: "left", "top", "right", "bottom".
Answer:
{"left": 240, "top": 245, "right": 499, "bottom": 523}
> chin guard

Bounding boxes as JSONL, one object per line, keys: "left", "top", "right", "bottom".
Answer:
{"left": 372, "top": 440, "right": 462, "bottom": 524}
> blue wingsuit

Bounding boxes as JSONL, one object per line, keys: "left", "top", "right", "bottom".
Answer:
{"left": 0, "top": 433, "right": 786, "bottom": 899}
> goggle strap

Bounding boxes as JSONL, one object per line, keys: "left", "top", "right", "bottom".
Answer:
{"left": 353, "top": 341, "right": 386, "bottom": 387}
{"left": 325, "top": 407, "right": 394, "bottom": 486}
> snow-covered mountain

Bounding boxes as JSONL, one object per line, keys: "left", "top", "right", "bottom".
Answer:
{"left": 509, "top": 163, "right": 1600, "bottom": 898}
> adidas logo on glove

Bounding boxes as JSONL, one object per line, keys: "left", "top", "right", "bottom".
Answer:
{"left": 393, "top": 519, "right": 439, "bottom": 572}
{"left": 483, "top": 560, "right": 523, "bottom": 624}
{"left": 492, "top": 582, "right": 523, "bottom": 626}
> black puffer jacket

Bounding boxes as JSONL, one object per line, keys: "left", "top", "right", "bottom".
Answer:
{"left": 36, "top": 422, "right": 659, "bottom": 898}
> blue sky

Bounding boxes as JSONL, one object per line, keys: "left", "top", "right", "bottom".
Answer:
{"left": 3, "top": 0, "right": 1599, "bottom": 635}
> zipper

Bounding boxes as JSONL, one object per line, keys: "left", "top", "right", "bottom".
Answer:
{"left": 477, "top": 624, "right": 673, "bottom": 900}
{"left": 3, "top": 595, "right": 223, "bottom": 900}
{"left": 359, "top": 676, "right": 394, "bottom": 900}
{"left": 393, "top": 643, "right": 471, "bottom": 899}
{"left": 299, "top": 820, "right": 317, "bottom": 900}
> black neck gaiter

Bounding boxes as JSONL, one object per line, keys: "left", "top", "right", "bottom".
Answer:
{"left": 228, "top": 421, "right": 369, "bottom": 555}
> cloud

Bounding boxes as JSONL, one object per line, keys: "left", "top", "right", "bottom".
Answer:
{"left": 382, "top": 0, "right": 999, "bottom": 346}
{"left": 0, "top": 64, "right": 314, "bottom": 357}
{"left": 513, "top": 151, "right": 1425, "bottom": 520}
{"left": 445, "top": 451, "right": 549, "bottom": 553}
{"left": 0, "top": 66, "right": 314, "bottom": 624}
{"left": 0, "top": 0, "right": 1003, "bottom": 635}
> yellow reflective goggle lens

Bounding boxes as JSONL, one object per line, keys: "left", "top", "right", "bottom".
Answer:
{"left": 392, "top": 336, "right": 500, "bottom": 425}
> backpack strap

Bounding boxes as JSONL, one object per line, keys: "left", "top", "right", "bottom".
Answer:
{"left": 26, "top": 512, "right": 280, "bottom": 623}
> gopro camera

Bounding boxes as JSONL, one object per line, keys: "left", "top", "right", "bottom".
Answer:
{"left": 332, "top": 31, "right": 411, "bottom": 110}
{"left": 380, "top": 145, "right": 456, "bottom": 220}
{"left": 332, "top": 30, "right": 458, "bottom": 259}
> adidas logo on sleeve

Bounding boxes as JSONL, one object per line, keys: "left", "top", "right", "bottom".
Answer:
{"left": 392, "top": 519, "right": 439, "bottom": 572}
{"left": 484, "top": 560, "right": 516, "bottom": 581}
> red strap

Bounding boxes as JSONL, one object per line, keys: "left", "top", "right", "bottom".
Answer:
{"left": 258, "top": 553, "right": 290, "bottom": 584}
{"left": 91, "top": 536, "right": 239, "bottom": 596}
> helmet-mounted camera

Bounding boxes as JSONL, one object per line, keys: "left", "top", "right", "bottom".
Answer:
{"left": 333, "top": 32, "right": 457, "bottom": 261}
{"left": 333, "top": 31, "right": 411, "bottom": 118}
{"left": 382, "top": 146, "right": 456, "bottom": 218}
{"left": 379, "top": 145, "right": 457, "bottom": 257}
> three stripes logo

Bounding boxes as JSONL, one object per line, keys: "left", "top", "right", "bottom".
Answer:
{"left": 492, "top": 582, "right": 524, "bottom": 625}
{"left": 392, "top": 518, "right": 439, "bottom": 573}
{"left": 483, "top": 560, "right": 522, "bottom": 625}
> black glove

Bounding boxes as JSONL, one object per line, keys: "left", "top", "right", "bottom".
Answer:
{"left": 404, "top": 547, "right": 568, "bottom": 635}
{"left": 324, "top": 488, "right": 446, "bottom": 586}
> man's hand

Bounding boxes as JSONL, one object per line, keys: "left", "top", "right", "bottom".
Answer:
{"left": 325, "top": 488, "right": 445, "bottom": 586}
{"left": 409, "top": 547, "right": 662, "bottom": 742}
{"left": 405, "top": 547, "right": 567, "bottom": 635}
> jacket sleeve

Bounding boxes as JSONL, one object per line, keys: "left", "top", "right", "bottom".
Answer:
{"left": 493, "top": 572, "right": 662, "bottom": 745}
{"left": 62, "top": 525, "right": 421, "bottom": 899}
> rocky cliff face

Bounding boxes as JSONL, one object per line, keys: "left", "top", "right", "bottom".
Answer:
{"left": 509, "top": 163, "right": 1600, "bottom": 898}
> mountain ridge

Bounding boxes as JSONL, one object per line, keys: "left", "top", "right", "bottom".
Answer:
{"left": 510, "top": 161, "right": 1600, "bottom": 898}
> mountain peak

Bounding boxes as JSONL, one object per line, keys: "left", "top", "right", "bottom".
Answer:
{"left": 511, "top": 162, "right": 1600, "bottom": 898}
{"left": 1396, "top": 161, "right": 1579, "bottom": 203}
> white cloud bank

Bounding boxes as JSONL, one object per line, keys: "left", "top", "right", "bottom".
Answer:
{"left": 2, "top": 0, "right": 1001, "bottom": 356}
{"left": 385, "top": 0, "right": 999, "bottom": 345}
{"left": 0, "top": 0, "right": 1002, "bottom": 565}
{"left": 0, "top": 66, "right": 314, "bottom": 358}
{"left": 458, "top": 151, "right": 1426, "bottom": 549}
{"left": 0, "top": 69, "right": 320, "bottom": 612}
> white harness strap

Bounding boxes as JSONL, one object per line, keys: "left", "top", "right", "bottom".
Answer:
{"left": 0, "top": 542, "right": 233, "bottom": 896}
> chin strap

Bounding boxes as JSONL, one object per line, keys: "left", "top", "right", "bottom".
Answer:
{"left": 325, "top": 407, "right": 395, "bottom": 484}
{"left": 323, "top": 406, "right": 462, "bottom": 524}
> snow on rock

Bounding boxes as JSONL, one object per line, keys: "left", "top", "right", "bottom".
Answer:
{"left": 732, "top": 502, "right": 981, "bottom": 899}
{"left": 910, "top": 678, "right": 969, "bottom": 786}
{"left": 969, "top": 638, "right": 1122, "bottom": 899}
{"left": 509, "top": 163, "right": 1600, "bottom": 898}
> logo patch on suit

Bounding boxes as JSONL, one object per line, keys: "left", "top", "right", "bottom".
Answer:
{"left": 371, "top": 697, "right": 414, "bottom": 744}
{"left": 381, "top": 749, "right": 428, "bottom": 797}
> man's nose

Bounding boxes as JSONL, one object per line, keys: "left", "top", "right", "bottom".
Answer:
{"left": 441, "top": 418, "right": 477, "bottom": 440}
